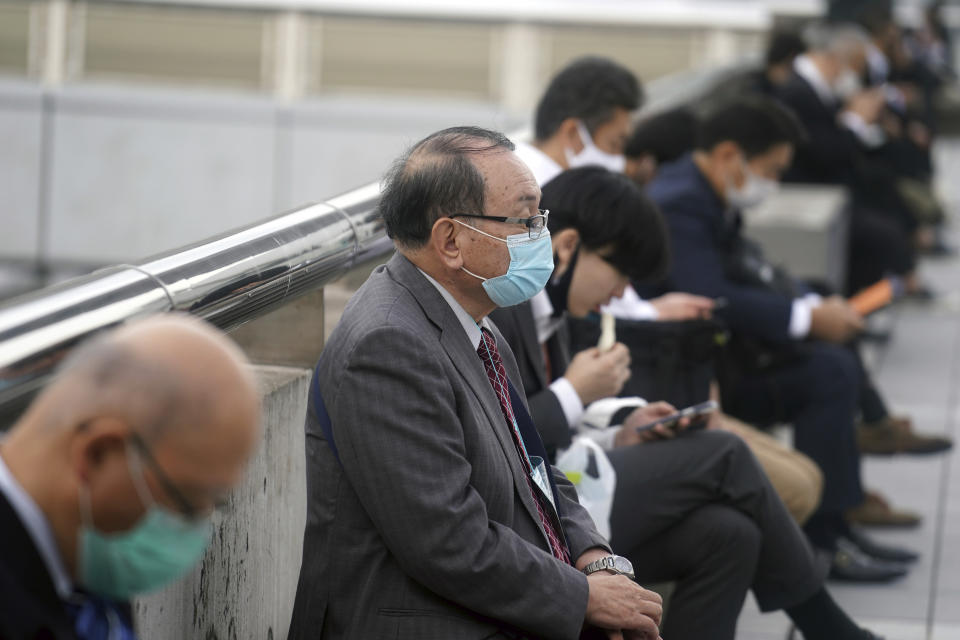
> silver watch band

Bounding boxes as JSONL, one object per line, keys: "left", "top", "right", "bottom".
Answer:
{"left": 583, "top": 556, "right": 615, "bottom": 575}
{"left": 583, "top": 555, "right": 635, "bottom": 580}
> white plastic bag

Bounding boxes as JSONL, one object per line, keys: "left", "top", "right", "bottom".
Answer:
{"left": 555, "top": 437, "right": 617, "bottom": 541}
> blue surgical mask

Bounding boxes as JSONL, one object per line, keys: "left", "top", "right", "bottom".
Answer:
{"left": 77, "top": 443, "right": 211, "bottom": 600}
{"left": 456, "top": 221, "right": 554, "bottom": 307}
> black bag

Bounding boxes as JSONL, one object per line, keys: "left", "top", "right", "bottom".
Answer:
{"left": 566, "top": 314, "right": 728, "bottom": 410}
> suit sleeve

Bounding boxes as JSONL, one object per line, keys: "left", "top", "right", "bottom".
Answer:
{"left": 778, "top": 84, "right": 859, "bottom": 185}
{"left": 329, "top": 326, "right": 590, "bottom": 640}
{"left": 551, "top": 466, "right": 613, "bottom": 558}
{"left": 664, "top": 196, "right": 794, "bottom": 344}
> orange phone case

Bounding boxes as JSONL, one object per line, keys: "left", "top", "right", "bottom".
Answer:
{"left": 848, "top": 279, "right": 895, "bottom": 316}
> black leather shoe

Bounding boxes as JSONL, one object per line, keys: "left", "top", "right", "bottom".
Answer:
{"left": 829, "top": 539, "right": 908, "bottom": 583}
{"left": 845, "top": 527, "right": 920, "bottom": 563}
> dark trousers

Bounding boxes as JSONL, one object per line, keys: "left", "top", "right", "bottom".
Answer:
{"left": 850, "top": 343, "right": 889, "bottom": 423}
{"left": 607, "top": 430, "right": 825, "bottom": 640}
{"left": 847, "top": 204, "right": 917, "bottom": 294}
{"left": 726, "top": 343, "right": 865, "bottom": 515}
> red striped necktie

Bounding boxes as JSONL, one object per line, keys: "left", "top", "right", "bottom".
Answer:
{"left": 477, "top": 328, "right": 571, "bottom": 564}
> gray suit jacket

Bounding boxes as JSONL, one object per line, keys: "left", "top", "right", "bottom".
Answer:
{"left": 288, "top": 253, "right": 609, "bottom": 640}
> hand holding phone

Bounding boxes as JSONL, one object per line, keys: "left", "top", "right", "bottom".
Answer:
{"left": 633, "top": 400, "right": 719, "bottom": 434}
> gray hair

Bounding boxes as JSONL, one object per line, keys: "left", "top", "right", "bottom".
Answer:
{"left": 803, "top": 21, "right": 870, "bottom": 59}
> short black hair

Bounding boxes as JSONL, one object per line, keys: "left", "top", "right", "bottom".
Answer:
{"left": 765, "top": 29, "right": 807, "bottom": 66}
{"left": 625, "top": 107, "right": 698, "bottom": 164}
{"left": 379, "top": 126, "right": 515, "bottom": 248}
{"left": 696, "top": 97, "right": 807, "bottom": 158}
{"left": 534, "top": 57, "right": 642, "bottom": 141}
{"left": 540, "top": 167, "right": 669, "bottom": 283}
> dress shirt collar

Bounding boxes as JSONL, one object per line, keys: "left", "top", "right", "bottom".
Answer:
{"left": 529, "top": 290, "right": 565, "bottom": 344}
{"left": 513, "top": 140, "right": 564, "bottom": 187}
{"left": 794, "top": 55, "right": 838, "bottom": 108}
{"left": 418, "top": 269, "right": 489, "bottom": 350}
{"left": 0, "top": 449, "right": 73, "bottom": 599}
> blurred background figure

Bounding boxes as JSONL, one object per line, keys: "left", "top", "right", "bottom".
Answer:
{"left": 0, "top": 316, "right": 261, "bottom": 639}
{"left": 757, "top": 29, "right": 810, "bottom": 95}
{"left": 3, "top": 1, "right": 960, "bottom": 638}
{"left": 624, "top": 107, "right": 699, "bottom": 186}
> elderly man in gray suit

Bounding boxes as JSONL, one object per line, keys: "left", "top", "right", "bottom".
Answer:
{"left": 288, "top": 126, "right": 663, "bottom": 639}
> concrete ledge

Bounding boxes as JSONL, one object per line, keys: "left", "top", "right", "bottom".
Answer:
{"left": 135, "top": 365, "right": 311, "bottom": 639}
{"left": 741, "top": 185, "right": 850, "bottom": 291}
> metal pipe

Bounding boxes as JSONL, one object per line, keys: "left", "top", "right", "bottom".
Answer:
{"left": 0, "top": 183, "right": 389, "bottom": 408}
{"left": 0, "top": 60, "right": 744, "bottom": 413}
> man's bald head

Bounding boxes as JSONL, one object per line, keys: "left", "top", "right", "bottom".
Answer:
{"left": 0, "top": 315, "right": 262, "bottom": 577}
{"left": 37, "top": 315, "right": 259, "bottom": 448}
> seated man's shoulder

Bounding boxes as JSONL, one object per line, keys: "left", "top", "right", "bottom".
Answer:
{"left": 650, "top": 180, "right": 714, "bottom": 222}
{"left": 325, "top": 265, "right": 438, "bottom": 360}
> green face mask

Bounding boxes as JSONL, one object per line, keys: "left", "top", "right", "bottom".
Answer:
{"left": 77, "top": 442, "right": 211, "bottom": 600}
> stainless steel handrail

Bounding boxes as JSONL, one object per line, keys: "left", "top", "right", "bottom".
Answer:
{"left": 0, "top": 60, "right": 749, "bottom": 412}
{"left": 0, "top": 182, "right": 389, "bottom": 407}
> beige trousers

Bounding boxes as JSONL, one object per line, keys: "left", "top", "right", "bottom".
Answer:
{"left": 716, "top": 414, "right": 824, "bottom": 525}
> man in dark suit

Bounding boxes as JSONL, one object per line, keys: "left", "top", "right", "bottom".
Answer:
{"left": 774, "top": 21, "right": 921, "bottom": 295}
{"left": 494, "top": 166, "right": 883, "bottom": 640}
{"left": 644, "top": 96, "right": 940, "bottom": 580}
{"left": 289, "top": 127, "right": 663, "bottom": 639}
{"left": 0, "top": 316, "right": 261, "bottom": 639}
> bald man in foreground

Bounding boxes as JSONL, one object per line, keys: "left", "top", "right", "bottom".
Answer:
{"left": 0, "top": 315, "right": 261, "bottom": 640}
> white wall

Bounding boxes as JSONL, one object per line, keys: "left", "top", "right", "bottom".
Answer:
{"left": 0, "top": 80, "right": 522, "bottom": 265}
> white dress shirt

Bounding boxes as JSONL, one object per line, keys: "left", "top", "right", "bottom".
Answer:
{"left": 601, "top": 286, "right": 659, "bottom": 321}
{"left": 513, "top": 141, "right": 564, "bottom": 187}
{"left": 0, "top": 450, "right": 73, "bottom": 599}
{"left": 790, "top": 294, "right": 824, "bottom": 339}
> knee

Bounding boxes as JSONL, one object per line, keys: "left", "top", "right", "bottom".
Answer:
{"left": 796, "top": 452, "right": 825, "bottom": 520}
{"left": 700, "top": 506, "right": 763, "bottom": 570}
{"left": 699, "top": 428, "right": 751, "bottom": 458}
{"left": 808, "top": 346, "right": 860, "bottom": 396}
{"left": 778, "top": 460, "right": 824, "bottom": 526}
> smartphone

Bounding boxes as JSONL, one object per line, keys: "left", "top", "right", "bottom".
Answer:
{"left": 634, "top": 400, "right": 719, "bottom": 433}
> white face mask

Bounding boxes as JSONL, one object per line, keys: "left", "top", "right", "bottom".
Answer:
{"left": 833, "top": 68, "right": 863, "bottom": 100}
{"left": 726, "top": 157, "right": 779, "bottom": 210}
{"left": 565, "top": 121, "right": 627, "bottom": 173}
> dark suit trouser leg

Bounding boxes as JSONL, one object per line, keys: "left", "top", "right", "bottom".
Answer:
{"left": 727, "top": 343, "right": 865, "bottom": 514}
{"left": 625, "top": 504, "right": 759, "bottom": 640}
{"left": 848, "top": 342, "right": 890, "bottom": 423}
{"left": 607, "top": 430, "right": 824, "bottom": 637}
{"left": 846, "top": 205, "right": 918, "bottom": 294}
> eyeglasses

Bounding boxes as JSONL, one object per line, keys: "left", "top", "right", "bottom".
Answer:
{"left": 130, "top": 432, "right": 213, "bottom": 519}
{"left": 449, "top": 209, "right": 550, "bottom": 240}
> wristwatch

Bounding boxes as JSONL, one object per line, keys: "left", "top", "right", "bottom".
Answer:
{"left": 582, "top": 555, "right": 635, "bottom": 580}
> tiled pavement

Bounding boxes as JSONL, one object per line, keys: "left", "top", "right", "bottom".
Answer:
{"left": 735, "top": 142, "right": 960, "bottom": 639}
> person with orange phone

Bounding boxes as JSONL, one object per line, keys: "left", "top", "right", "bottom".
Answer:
{"left": 643, "top": 96, "right": 944, "bottom": 586}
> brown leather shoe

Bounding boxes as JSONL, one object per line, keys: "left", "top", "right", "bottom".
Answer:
{"left": 846, "top": 490, "right": 922, "bottom": 528}
{"left": 857, "top": 415, "right": 953, "bottom": 455}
